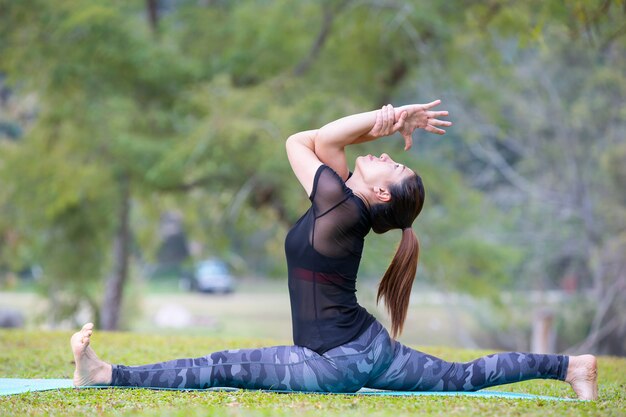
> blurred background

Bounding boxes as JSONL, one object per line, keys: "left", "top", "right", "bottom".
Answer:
{"left": 0, "top": 0, "right": 624, "bottom": 356}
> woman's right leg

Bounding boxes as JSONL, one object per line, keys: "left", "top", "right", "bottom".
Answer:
{"left": 366, "top": 340, "right": 569, "bottom": 391}
{"left": 365, "top": 339, "right": 597, "bottom": 399}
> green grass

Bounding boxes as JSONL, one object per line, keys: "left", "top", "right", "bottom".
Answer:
{"left": 1, "top": 329, "right": 625, "bottom": 417}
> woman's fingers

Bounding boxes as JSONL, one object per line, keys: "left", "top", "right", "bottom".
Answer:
{"left": 424, "top": 124, "right": 446, "bottom": 135}
{"left": 384, "top": 104, "right": 394, "bottom": 132}
{"left": 422, "top": 99, "right": 442, "bottom": 110}
{"left": 429, "top": 118, "right": 452, "bottom": 127}
{"left": 379, "top": 105, "right": 388, "bottom": 133}
{"left": 393, "top": 111, "right": 407, "bottom": 132}
{"left": 371, "top": 109, "right": 383, "bottom": 135}
{"left": 403, "top": 132, "right": 413, "bottom": 150}
{"left": 427, "top": 110, "right": 449, "bottom": 118}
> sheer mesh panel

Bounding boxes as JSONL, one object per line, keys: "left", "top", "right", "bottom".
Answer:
{"left": 310, "top": 167, "right": 364, "bottom": 259}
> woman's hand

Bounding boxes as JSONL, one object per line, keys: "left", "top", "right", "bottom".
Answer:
{"left": 396, "top": 100, "right": 452, "bottom": 150}
{"left": 366, "top": 104, "right": 408, "bottom": 139}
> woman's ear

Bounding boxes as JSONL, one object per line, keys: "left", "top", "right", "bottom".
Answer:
{"left": 374, "top": 186, "right": 391, "bottom": 203}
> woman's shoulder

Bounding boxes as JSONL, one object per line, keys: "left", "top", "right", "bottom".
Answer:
{"left": 310, "top": 164, "right": 350, "bottom": 200}
{"left": 312, "top": 165, "right": 369, "bottom": 223}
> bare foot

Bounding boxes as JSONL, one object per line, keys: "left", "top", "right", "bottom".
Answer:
{"left": 565, "top": 354, "right": 598, "bottom": 400}
{"left": 70, "top": 323, "right": 113, "bottom": 386}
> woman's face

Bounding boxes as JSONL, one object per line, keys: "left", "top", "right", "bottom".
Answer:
{"left": 354, "top": 153, "right": 415, "bottom": 188}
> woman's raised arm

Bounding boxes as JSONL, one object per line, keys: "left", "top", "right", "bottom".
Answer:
{"left": 285, "top": 107, "right": 400, "bottom": 195}
{"left": 285, "top": 101, "right": 450, "bottom": 195}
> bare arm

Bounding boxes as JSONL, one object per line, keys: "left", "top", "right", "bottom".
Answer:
{"left": 285, "top": 107, "right": 400, "bottom": 195}
{"left": 314, "top": 105, "right": 406, "bottom": 179}
{"left": 285, "top": 129, "right": 324, "bottom": 196}
{"left": 285, "top": 101, "right": 451, "bottom": 195}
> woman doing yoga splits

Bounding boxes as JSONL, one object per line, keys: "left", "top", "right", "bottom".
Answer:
{"left": 71, "top": 100, "right": 597, "bottom": 399}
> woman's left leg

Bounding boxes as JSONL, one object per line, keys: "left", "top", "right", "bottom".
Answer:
{"left": 365, "top": 339, "right": 568, "bottom": 391}
{"left": 110, "top": 345, "right": 342, "bottom": 391}
{"left": 73, "top": 321, "right": 389, "bottom": 392}
{"left": 72, "top": 323, "right": 343, "bottom": 391}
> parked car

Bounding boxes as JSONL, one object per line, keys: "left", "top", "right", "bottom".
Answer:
{"left": 191, "top": 258, "right": 235, "bottom": 294}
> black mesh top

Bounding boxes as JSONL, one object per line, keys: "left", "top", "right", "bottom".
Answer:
{"left": 285, "top": 165, "right": 376, "bottom": 354}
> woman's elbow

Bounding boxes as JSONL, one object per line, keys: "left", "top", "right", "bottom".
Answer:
{"left": 286, "top": 130, "right": 316, "bottom": 151}
{"left": 285, "top": 134, "right": 298, "bottom": 153}
{"left": 285, "top": 133, "right": 297, "bottom": 146}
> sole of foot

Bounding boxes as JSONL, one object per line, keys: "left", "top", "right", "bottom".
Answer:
{"left": 566, "top": 354, "right": 598, "bottom": 400}
{"left": 70, "top": 322, "right": 112, "bottom": 387}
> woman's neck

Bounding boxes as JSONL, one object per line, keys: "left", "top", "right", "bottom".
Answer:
{"left": 345, "top": 175, "right": 374, "bottom": 210}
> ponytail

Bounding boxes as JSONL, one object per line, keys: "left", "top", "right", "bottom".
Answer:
{"left": 377, "top": 228, "right": 419, "bottom": 338}
{"left": 369, "top": 172, "right": 425, "bottom": 339}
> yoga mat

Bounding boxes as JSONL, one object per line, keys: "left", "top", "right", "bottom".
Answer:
{"left": 0, "top": 378, "right": 74, "bottom": 396}
{"left": 0, "top": 378, "right": 575, "bottom": 401}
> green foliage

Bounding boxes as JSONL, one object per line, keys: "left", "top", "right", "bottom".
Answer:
{"left": 0, "top": 0, "right": 623, "bottom": 351}
{"left": 0, "top": 0, "right": 201, "bottom": 321}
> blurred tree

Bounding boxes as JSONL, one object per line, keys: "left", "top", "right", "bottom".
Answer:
{"left": 412, "top": 0, "right": 626, "bottom": 353}
{"left": 2, "top": 0, "right": 621, "bottom": 356}
{"left": 0, "top": 0, "right": 531, "bottom": 332}
{"left": 0, "top": 0, "right": 200, "bottom": 329}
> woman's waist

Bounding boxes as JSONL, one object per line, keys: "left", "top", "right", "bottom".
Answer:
{"left": 288, "top": 267, "right": 358, "bottom": 287}
{"left": 292, "top": 312, "right": 378, "bottom": 354}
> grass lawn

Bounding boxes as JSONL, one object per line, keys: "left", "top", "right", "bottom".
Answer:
{"left": 1, "top": 329, "right": 624, "bottom": 417}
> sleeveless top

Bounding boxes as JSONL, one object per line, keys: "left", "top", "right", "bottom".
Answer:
{"left": 284, "top": 164, "right": 376, "bottom": 354}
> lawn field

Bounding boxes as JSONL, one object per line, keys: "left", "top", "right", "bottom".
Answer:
{"left": 1, "top": 329, "right": 624, "bottom": 417}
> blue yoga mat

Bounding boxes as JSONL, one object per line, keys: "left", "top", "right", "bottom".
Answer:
{"left": 0, "top": 378, "right": 575, "bottom": 401}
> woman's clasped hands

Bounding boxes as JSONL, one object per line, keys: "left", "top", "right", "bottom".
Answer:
{"left": 368, "top": 100, "right": 452, "bottom": 150}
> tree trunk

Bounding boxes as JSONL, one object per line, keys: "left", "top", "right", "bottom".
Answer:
{"left": 146, "top": 0, "right": 160, "bottom": 36}
{"left": 531, "top": 307, "right": 556, "bottom": 353}
{"left": 100, "top": 174, "right": 131, "bottom": 330}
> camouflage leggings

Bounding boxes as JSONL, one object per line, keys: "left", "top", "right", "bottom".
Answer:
{"left": 111, "top": 321, "right": 568, "bottom": 392}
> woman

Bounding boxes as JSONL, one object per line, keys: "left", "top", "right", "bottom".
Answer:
{"left": 71, "top": 101, "right": 598, "bottom": 399}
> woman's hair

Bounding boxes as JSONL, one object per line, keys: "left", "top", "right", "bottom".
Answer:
{"left": 369, "top": 173, "right": 425, "bottom": 339}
